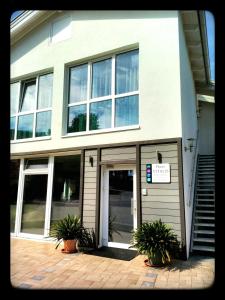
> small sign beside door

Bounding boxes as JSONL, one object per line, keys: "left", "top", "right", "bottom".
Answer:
{"left": 146, "top": 163, "right": 170, "bottom": 183}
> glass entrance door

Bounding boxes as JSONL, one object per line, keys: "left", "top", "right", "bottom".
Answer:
{"left": 20, "top": 175, "right": 48, "bottom": 235}
{"left": 102, "top": 166, "right": 136, "bottom": 249}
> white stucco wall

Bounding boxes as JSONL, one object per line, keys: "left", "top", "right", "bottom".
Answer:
{"left": 11, "top": 10, "right": 182, "bottom": 155}
{"left": 178, "top": 14, "right": 198, "bottom": 258}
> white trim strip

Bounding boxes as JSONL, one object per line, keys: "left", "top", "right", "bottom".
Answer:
{"left": 62, "top": 124, "right": 140, "bottom": 138}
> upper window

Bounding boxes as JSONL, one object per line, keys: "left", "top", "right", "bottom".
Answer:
{"left": 67, "top": 49, "right": 139, "bottom": 134}
{"left": 10, "top": 73, "right": 53, "bottom": 141}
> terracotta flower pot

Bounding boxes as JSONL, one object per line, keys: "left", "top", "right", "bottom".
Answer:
{"left": 144, "top": 254, "right": 165, "bottom": 267}
{"left": 61, "top": 239, "right": 77, "bottom": 253}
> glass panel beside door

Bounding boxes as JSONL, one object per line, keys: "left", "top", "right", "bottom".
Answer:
{"left": 108, "top": 170, "right": 134, "bottom": 245}
{"left": 21, "top": 175, "right": 48, "bottom": 235}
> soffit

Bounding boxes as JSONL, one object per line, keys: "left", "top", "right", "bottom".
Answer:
{"left": 181, "top": 10, "right": 214, "bottom": 96}
{"left": 10, "top": 10, "right": 57, "bottom": 45}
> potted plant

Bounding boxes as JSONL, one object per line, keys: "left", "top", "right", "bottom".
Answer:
{"left": 49, "top": 214, "right": 83, "bottom": 253}
{"left": 130, "top": 219, "right": 180, "bottom": 267}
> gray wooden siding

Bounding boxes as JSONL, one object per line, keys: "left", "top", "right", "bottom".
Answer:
{"left": 141, "top": 143, "right": 182, "bottom": 241}
{"left": 101, "top": 147, "right": 136, "bottom": 162}
{"left": 83, "top": 150, "right": 97, "bottom": 230}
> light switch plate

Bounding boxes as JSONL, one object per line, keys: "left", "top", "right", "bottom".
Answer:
{"left": 142, "top": 188, "right": 147, "bottom": 196}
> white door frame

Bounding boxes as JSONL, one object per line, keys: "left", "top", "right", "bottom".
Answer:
{"left": 100, "top": 164, "right": 137, "bottom": 249}
{"left": 15, "top": 157, "right": 54, "bottom": 239}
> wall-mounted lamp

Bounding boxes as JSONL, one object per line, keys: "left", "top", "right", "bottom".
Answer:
{"left": 184, "top": 138, "right": 195, "bottom": 152}
{"left": 89, "top": 156, "right": 94, "bottom": 167}
{"left": 156, "top": 150, "right": 162, "bottom": 163}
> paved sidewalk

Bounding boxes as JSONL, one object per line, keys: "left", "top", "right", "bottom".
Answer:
{"left": 10, "top": 238, "right": 215, "bottom": 289}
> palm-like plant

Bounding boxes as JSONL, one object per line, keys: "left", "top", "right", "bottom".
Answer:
{"left": 78, "top": 228, "right": 97, "bottom": 252}
{"left": 131, "top": 219, "right": 180, "bottom": 266}
{"left": 50, "top": 214, "right": 83, "bottom": 250}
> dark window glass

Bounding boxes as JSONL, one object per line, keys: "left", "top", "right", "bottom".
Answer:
{"left": 90, "top": 100, "right": 111, "bottom": 130}
{"left": 116, "top": 50, "right": 138, "bottom": 94}
{"left": 17, "top": 114, "right": 33, "bottom": 139}
{"left": 68, "top": 105, "right": 86, "bottom": 133}
{"left": 10, "top": 160, "right": 20, "bottom": 232}
{"left": 20, "top": 80, "right": 36, "bottom": 112}
{"left": 109, "top": 170, "right": 133, "bottom": 243}
{"left": 10, "top": 117, "right": 15, "bottom": 140}
{"left": 11, "top": 82, "right": 20, "bottom": 115}
{"left": 115, "top": 95, "right": 139, "bottom": 127}
{"left": 69, "top": 64, "right": 88, "bottom": 103}
{"left": 92, "top": 59, "right": 111, "bottom": 98}
{"left": 35, "top": 111, "right": 51, "bottom": 137}
{"left": 37, "top": 74, "right": 53, "bottom": 109}
{"left": 51, "top": 155, "right": 81, "bottom": 226}
{"left": 21, "top": 175, "right": 48, "bottom": 235}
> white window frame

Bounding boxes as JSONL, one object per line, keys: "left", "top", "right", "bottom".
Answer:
{"left": 66, "top": 48, "right": 139, "bottom": 136}
{"left": 13, "top": 153, "right": 82, "bottom": 240}
{"left": 10, "top": 73, "right": 53, "bottom": 143}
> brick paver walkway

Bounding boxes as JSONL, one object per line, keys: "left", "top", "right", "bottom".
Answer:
{"left": 10, "top": 238, "right": 215, "bottom": 289}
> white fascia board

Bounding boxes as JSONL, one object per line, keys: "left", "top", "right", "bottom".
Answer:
{"left": 11, "top": 10, "right": 56, "bottom": 45}
{"left": 11, "top": 11, "right": 41, "bottom": 33}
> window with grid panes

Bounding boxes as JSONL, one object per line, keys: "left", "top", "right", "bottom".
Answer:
{"left": 67, "top": 49, "right": 139, "bottom": 134}
{"left": 10, "top": 73, "right": 53, "bottom": 140}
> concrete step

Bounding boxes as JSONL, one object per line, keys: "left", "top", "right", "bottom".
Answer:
{"left": 198, "top": 170, "right": 215, "bottom": 172}
{"left": 192, "top": 245, "right": 215, "bottom": 252}
{"left": 196, "top": 204, "right": 215, "bottom": 208}
{"left": 193, "top": 237, "right": 215, "bottom": 243}
{"left": 195, "top": 216, "right": 215, "bottom": 220}
{"left": 194, "top": 223, "right": 215, "bottom": 227}
{"left": 197, "top": 189, "right": 215, "bottom": 191}
{"left": 197, "top": 193, "right": 215, "bottom": 197}
{"left": 195, "top": 210, "right": 215, "bottom": 213}
{"left": 198, "top": 175, "right": 215, "bottom": 177}
{"left": 198, "top": 179, "right": 215, "bottom": 182}
{"left": 194, "top": 230, "right": 215, "bottom": 234}
{"left": 197, "top": 199, "right": 215, "bottom": 202}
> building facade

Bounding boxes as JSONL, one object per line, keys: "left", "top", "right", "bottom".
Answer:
{"left": 10, "top": 10, "right": 214, "bottom": 258}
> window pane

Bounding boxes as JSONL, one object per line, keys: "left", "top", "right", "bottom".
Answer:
{"left": 92, "top": 59, "right": 111, "bottom": 98}
{"left": 10, "top": 117, "right": 15, "bottom": 140}
{"left": 69, "top": 64, "right": 88, "bottom": 103}
{"left": 35, "top": 111, "right": 51, "bottom": 137}
{"left": 51, "top": 155, "right": 81, "bottom": 226}
{"left": 10, "top": 82, "right": 20, "bottom": 115}
{"left": 25, "top": 159, "right": 48, "bottom": 170}
{"left": 109, "top": 170, "right": 133, "bottom": 243}
{"left": 116, "top": 50, "right": 139, "bottom": 94}
{"left": 10, "top": 160, "right": 20, "bottom": 233}
{"left": 21, "top": 175, "right": 47, "bottom": 235}
{"left": 20, "top": 80, "right": 36, "bottom": 112}
{"left": 68, "top": 105, "right": 86, "bottom": 133}
{"left": 115, "top": 95, "right": 139, "bottom": 127}
{"left": 90, "top": 100, "right": 112, "bottom": 130}
{"left": 37, "top": 74, "right": 53, "bottom": 109}
{"left": 17, "top": 114, "right": 33, "bottom": 139}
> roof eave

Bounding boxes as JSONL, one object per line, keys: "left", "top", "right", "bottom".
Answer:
{"left": 11, "top": 10, "right": 56, "bottom": 46}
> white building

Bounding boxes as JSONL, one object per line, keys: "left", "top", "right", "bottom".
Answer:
{"left": 10, "top": 10, "right": 215, "bottom": 259}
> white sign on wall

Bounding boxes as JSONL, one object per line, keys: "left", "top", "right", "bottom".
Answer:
{"left": 152, "top": 163, "right": 170, "bottom": 183}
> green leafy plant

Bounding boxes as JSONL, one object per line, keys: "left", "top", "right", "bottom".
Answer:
{"left": 49, "top": 214, "right": 83, "bottom": 249}
{"left": 78, "top": 228, "right": 97, "bottom": 252}
{"left": 130, "top": 219, "right": 180, "bottom": 266}
{"left": 108, "top": 215, "right": 121, "bottom": 242}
